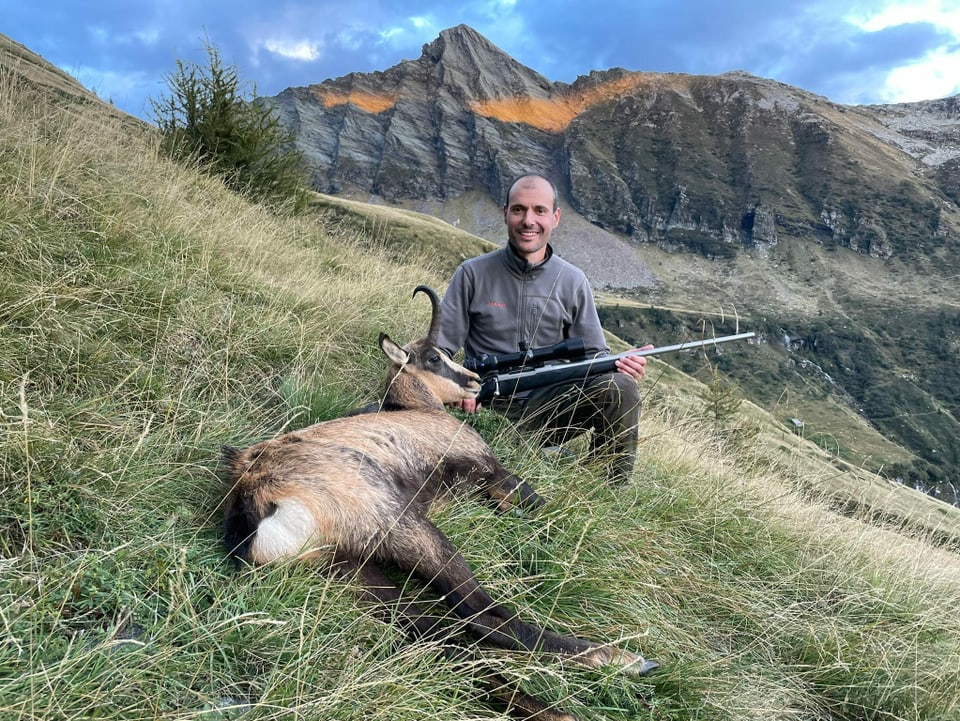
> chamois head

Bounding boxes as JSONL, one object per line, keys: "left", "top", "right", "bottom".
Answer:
{"left": 378, "top": 285, "right": 481, "bottom": 409}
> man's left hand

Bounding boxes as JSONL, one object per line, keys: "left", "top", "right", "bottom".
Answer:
{"left": 614, "top": 344, "right": 655, "bottom": 380}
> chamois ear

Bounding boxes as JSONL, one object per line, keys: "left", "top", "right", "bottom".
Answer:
{"left": 378, "top": 333, "right": 409, "bottom": 366}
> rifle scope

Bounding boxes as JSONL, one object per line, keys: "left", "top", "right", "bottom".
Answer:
{"left": 464, "top": 337, "right": 586, "bottom": 375}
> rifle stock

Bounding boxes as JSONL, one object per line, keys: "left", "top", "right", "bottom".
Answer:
{"left": 476, "top": 331, "right": 756, "bottom": 404}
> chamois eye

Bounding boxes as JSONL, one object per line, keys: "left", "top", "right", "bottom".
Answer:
{"left": 428, "top": 355, "right": 442, "bottom": 365}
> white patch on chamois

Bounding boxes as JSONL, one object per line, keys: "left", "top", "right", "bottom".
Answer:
{"left": 250, "top": 498, "right": 318, "bottom": 563}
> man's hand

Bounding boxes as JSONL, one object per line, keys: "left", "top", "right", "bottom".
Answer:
{"left": 452, "top": 398, "right": 481, "bottom": 414}
{"left": 614, "top": 344, "right": 655, "bottom": 380}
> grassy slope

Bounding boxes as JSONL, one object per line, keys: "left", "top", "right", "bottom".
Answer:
{"left": 3, "top": 64, "right": 960, "bottom": 721}
{"left": 308, "top": 193, "right": 497, "bottom": 278}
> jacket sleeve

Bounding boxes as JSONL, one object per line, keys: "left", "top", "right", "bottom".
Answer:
{"left": 571, "top": 277, "right": 610, "bottom": 358}
{"left": 438, "top": 265, "right": 470, "bottom": 357}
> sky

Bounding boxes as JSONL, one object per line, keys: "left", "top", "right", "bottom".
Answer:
{"left": 5, "top": 0, "right": 960, "bottom": 122}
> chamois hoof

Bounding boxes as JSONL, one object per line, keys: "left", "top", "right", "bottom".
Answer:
{"left": 634, "top": 658, "right": 661, "bottom": 677}
{"left": 601, "top": 647, "right": 661, "bottom": 677}
{"left": 617, "top": 653, "right": 661, "bottom": 677}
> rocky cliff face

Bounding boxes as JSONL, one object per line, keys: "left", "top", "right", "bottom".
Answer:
{"left": 268, "top": 25, "right": 562, "bottom": 202}
{"left": 266, "top": 24, "right": 960, "bottom": 274}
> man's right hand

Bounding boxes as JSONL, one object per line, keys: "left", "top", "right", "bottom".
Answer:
{"left": 454, "top": 398, "right": 481, "bottom": 414}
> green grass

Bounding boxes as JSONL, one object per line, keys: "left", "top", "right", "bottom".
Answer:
{"left": 3, "top": 64, "right": 960, "bottom": 721}
{"left": 308, "top": 193, "right": 496, "bottom": 279}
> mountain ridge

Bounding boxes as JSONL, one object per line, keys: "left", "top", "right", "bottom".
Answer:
{"left": 266, "top": 25, "right": 960, "bottom": 271}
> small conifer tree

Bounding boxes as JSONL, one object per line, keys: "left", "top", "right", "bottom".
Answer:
{"left": 150, "top": 40, "right": 308, "bottom": 211}
{"left": 700, "top": 367, "right": 743, "bottom": 432}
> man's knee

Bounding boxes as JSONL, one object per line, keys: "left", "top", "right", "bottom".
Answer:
{"left": 591, "top": 372, "right": 641, "bottom": 419}
{"left": 611, "top": 371, "right": 642, "bottom": 404}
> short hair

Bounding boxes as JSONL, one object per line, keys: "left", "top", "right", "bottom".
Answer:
{"left": 503, "top": 173, "right": 559, "bottom": 211}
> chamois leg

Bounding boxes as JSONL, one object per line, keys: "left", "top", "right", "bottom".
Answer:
{"left": 383, "top": 516, "right": 657, "bottom": 676}
{"left": 332, "top": 553, "right": 579, "bottom": 721}
{"left": 482, "top": 466, "right": 546, "bottom": 513}
{"left": 331, "top": 552, "right": 450, "bottom": 643}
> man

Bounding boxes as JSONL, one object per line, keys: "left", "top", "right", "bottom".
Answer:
{"left": 438, "top": 173, "right": 652, "bottom": 485}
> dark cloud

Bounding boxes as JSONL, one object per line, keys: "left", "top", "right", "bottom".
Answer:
{"left": 498, "top": 2, "right": 959, "bottom": 104}
{"left": 495, "top": 0, "right": 805, "bottom": 80}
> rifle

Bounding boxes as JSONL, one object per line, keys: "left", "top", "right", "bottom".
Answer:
{"left": 471, "top": 331, "right": 756, "bottom": 404}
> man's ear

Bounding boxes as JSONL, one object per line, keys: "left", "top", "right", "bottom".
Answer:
{"left": 379, "top": 333, "right": 408, "bottom": 365}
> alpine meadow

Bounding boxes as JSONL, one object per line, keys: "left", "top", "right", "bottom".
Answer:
{"left": 3, "top": 36, "right": 960, "bottom": 721}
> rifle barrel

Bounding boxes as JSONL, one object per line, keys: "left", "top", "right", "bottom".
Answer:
{"left": 622, "top": 331, "right": 756, "bottom": 359}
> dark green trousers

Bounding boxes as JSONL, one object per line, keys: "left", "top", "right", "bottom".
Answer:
{"left": 490, "top": 372, "right": 642, "bottom": 484}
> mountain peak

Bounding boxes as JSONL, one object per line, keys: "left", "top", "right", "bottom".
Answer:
{"left": 418, "top": 24, "right": 554, "bottom": 100}
{"left": 422, "top": 23, "right": 513, "bottom": 65}
{"left": 438, "top": 23, "right": 492, "bottom": 45}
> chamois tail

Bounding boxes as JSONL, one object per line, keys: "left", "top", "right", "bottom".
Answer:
{"left": 222, "top": 445, "right": 319, "bottom": 566}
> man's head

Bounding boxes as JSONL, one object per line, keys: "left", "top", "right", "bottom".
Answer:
{"left": 503, "top": 174, "right": 561, "bottom": 264}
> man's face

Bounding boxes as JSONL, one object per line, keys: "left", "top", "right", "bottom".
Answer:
{"left": 503, "top": 177, "right": 561, "bottom": 264}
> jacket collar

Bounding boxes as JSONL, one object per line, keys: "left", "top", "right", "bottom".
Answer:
{"left": 501, "top": 242, "right": 554, "bottom": 277}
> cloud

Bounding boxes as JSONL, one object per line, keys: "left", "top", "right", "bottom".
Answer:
{"left": 135, "top": 28, "right": 162, "bottom": 46}
{"left": 262, "top": 38, "right": 321, "bottom": 62}
{"left": 332, "top": 27, "right": 370, "bottom": 53}
{"left": 379, "top": 26, "right": 407, "bottom": 43}
{"left": 849, "top": 0, "right": 959, "bottom": 33}
{"left": 844, "top": 1, "right": 960, "bottom": 100}
{"left": 772, "top": 19, "right": 959, "bottom": 103}
{"left": 376, "top": 14, "right": 442, "bottom": 50}
{"left": 882, "top": 43, "right": 960, "bottom": 101}
{"left": 409, "top": 15, "right": 437, "bottom": 32}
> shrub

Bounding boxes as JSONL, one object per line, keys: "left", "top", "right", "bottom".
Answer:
{"left": 150, "top": 39, "right": 308, "bottom": 211}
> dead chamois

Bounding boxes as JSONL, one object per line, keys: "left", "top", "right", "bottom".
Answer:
{"left": 221, "top": 285, "right": 659, "bottom": 720}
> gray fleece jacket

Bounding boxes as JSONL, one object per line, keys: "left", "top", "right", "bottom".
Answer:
{"left": 438, "top": 244, "right": 609, "bottom": 361}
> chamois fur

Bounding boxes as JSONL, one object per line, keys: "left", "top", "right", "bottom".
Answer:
{"left": 221, "top": 285, "right": 657, "bottom": 721}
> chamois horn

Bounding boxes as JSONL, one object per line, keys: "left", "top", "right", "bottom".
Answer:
{"left": 413, "top": 285, "right": 441, "bottom": 342}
